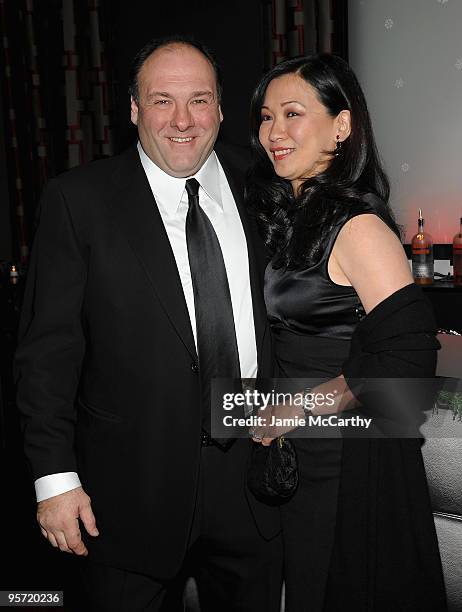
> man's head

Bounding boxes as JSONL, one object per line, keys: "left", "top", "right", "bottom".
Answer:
{"left": 130, "top": 36, "right": 223, "bottom": 178}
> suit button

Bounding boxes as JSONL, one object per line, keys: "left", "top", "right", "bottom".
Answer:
{"left": 191, "top": 362, "right": 199, "bottom": 373}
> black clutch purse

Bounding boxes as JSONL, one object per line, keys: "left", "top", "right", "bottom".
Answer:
{"left": 247, "top": 436, "right": 298, "bottom": 505}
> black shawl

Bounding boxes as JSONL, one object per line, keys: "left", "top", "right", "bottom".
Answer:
{"left": 324, "top": 283, "right": 448, "bottom": 611}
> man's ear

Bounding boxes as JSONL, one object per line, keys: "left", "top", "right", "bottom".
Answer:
{"left": 219, "top": 105, "right": 223, "bottom": 123}
{"left": 336, "top": 109, "right": 351, "bottom": 141}
{"left": 130, "top": 96, "right": 139, "bottom": 126}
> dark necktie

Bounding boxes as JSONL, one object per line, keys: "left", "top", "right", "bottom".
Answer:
{"left": 185, "top": 178, "right": 241, "bottom": 447}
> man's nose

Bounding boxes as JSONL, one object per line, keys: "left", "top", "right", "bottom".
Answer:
{"left": 171, "top": 104, "right": 194, "bottom": 131}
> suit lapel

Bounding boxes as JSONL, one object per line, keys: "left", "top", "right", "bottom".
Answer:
{"left": 216, "top": 147, "right": 268, "bottom": 366}
{"left": 109, "top": 146, "right": 267, "bottom": 367}
{"left": 110, "top": 148, "right": 197, "bottom": 360}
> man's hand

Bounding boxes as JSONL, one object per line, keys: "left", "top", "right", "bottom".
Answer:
{"left": 37, "top": 486, "right": 99, "bottom": 555}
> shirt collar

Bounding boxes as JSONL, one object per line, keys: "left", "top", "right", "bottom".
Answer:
{"left": 195, "top": 151, "right": 222, "bottom": 209}
{"left": 137, "top": 142, "right": 222, "bottom": 216}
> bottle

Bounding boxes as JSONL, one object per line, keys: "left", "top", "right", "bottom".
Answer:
{"left": 9, "top": 264, "right": 19, "bottom": 285}
{"left": 411, "top": 208, "right": 434, "bottom": 285}
{"left": 453, "top": 217, "right": 462, "bottom": 286}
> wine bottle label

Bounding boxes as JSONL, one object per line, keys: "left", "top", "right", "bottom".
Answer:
{"left": 412, "top": 262, "right": 434, "bottom": 278}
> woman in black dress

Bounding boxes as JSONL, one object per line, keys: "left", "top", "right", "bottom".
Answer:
{"left": 247, "top": 55, "right": 447, "bottom": 611}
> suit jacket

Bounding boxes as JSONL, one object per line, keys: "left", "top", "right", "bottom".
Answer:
{"left": 15, "top": 143, "right": 279, "bottom": 579}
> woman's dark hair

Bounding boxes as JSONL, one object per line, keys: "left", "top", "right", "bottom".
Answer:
{"left": 247, "top": 53, "right": 400, "bottom": 269}
{"left": 129, "top": 34, "right": 222, "bottom": 104}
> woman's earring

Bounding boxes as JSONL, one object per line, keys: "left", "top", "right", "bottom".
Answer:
{"left": 335, "top": 135, "right": 342, "bottom": 157}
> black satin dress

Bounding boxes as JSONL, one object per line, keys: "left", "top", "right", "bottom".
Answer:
{"left": 264, "top": 205, "right": 369, "bottom": 612}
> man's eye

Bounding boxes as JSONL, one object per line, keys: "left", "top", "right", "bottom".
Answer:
{"left": 154, "top": 99, "right": 170, "bottom": 105}
{"left": 192, "top": 99, "right": 207, "bottom": 104}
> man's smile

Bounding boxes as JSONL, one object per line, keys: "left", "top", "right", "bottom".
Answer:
{"left": 168, "top": 136, "right": 195, "bottom": 143}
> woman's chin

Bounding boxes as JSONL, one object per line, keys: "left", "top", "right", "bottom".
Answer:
{"left": 273, "top": 169, "right": 293, "bottom": 181}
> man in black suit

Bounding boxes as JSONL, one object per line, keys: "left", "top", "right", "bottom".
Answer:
{"left": 15, "top": 37, "right": 281, "bottom": 611}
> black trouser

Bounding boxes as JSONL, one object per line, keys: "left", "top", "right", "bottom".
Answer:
{"left": 79, "top": 439, "right": 283, "bottom": 612}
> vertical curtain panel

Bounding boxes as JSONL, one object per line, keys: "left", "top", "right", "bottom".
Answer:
{"left": 0, "top": 0, "right": 115, "bottom": 263}
{"left": 268, "top": 0, "right": 347, "bottom": 68}
{"left": 63, "top": 0, "right": 114, "bottom": 169}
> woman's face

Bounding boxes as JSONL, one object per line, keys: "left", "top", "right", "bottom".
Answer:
{"left": 259, "top": 73, "right": 348, "bottom": 193}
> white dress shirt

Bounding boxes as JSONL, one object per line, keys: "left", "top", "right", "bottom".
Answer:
{"left": 35, "top": 143, "right": 258, "bottom": 502}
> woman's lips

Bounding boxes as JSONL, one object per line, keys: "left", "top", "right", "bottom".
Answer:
{"left": 270, "top": 148, "right": 295, "bottom": 160}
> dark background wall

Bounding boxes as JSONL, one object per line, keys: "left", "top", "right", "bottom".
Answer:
{"left": 0, "top": 0, "right": 268, "bottom": 261}
{"left": 0, "top": 84, "right": 12, "bottom": 260}
{"left": 110, "top": 0, "right": 267, "bottom": 151}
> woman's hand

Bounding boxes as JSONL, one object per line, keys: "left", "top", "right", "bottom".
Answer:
{"left": 250, "top": 377, "right": 357, "bottom": 445}
{"left": 250, "top": 398, "right": 305, "bottom": 446}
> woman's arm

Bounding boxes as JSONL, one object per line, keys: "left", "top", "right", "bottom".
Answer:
{"left": 329, "top": 213, "right": 413, "bottom": 314}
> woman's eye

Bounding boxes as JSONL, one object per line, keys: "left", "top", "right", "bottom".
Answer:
{"left": 261, "top": 115, "right": 272, "bottom": 122}
{"left": 287, "top": 111, "right": 298, "bottom": 117}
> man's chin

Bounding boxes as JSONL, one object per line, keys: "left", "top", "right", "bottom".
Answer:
{"left": 164, "top": 156, "right": 209, "bottom": 178}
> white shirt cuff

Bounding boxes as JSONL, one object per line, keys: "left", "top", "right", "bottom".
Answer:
{"left": 34, "top": 472, "right": 82, "bottom": 502}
